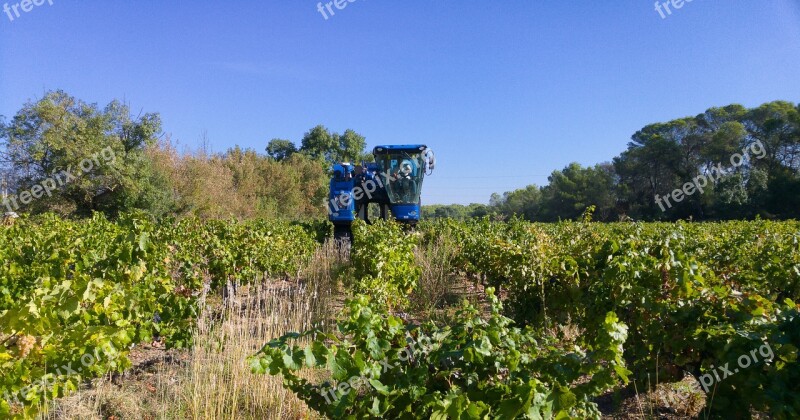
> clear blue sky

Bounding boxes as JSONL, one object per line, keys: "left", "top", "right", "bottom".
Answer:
{"left": 2, "top": 1, "right": 799, "bottom": 204}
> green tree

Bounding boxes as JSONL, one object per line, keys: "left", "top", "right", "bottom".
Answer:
{"left": 613, "top": 120, "right": 689, "bottom": 219}
{"left": 300, "top": 125, "right": 338, "bottom": 162}
{"left": 539, "top": 163, "right": 616, "bottom": 222}
{"left": 491, "top": 185, "right": 543, "bottom": 221}
{"left": 0, "top": 90, "right": 166, "bottom": 217}
{"left": 266, "top": 138, "right": 297, "bottom": 161}
{"left": 299, "top": 125, "right": 369, "bottom": 164}
{"left": 338, "top": 129, "right": 367, "bottom": 163}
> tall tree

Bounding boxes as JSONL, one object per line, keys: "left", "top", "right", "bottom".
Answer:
{"left": 539, "top": 163, "right": 617, "bottom": 222}
{"left": 299, "top": 125, "right": 369, "bottom": 164}
{"left": 266, "top": 138, "right": 297, "bottom": 161}
{"left": 338, "top": 129, "right": 367, "bottom": 163}
{"left": 493, "top": 185, "right": 543, "bottom": 221}
{"left": 0, "top": 90, "right": 165, "bottom": 217}
{"left": 300, "top": 125, "right": 338, "bottom": 162}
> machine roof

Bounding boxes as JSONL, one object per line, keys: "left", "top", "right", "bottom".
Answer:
{"left": 373, "top": 145, "right": 427, "bottom": 154}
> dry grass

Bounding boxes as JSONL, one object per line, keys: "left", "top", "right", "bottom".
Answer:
{"left": 41, "top": 242, "right": 346, "bottom": 420}
{"left": 411, "top": 233, "right": 462, "bottom": 315}
{"left": 179, "top": 281, "right": 327, "bottom": 420}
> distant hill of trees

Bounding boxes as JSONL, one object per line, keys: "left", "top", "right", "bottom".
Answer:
{"left": 2, "top": 91, "right": 797, "bottom": 222}
{"left": 421, "top": 203, "right": 491, "bottom": 220}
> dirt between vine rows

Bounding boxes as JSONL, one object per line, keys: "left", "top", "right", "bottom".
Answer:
{"left": 107, "top": 342, "right": 709, "bottom": 419}
{"left": 45, "top": 278, "right": 714, "bottom": 419}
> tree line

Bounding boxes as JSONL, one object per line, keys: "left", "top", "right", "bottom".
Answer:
{"left": 2, "top": 91, "right": 798, "bottom": 222}
{"left": 429, "top": 101, "right": 800, "bottom": 221}
{"left": 0, "top": 90, "right": 367, "bottom": 220}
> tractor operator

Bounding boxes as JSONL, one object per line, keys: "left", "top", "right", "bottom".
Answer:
{"left": 395, "top": 162, "right": 415, "bottom": 202}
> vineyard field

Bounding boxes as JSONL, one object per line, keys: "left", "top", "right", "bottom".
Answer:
{"left": 2, "top": 215, "right": 799, "bottom": 419}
